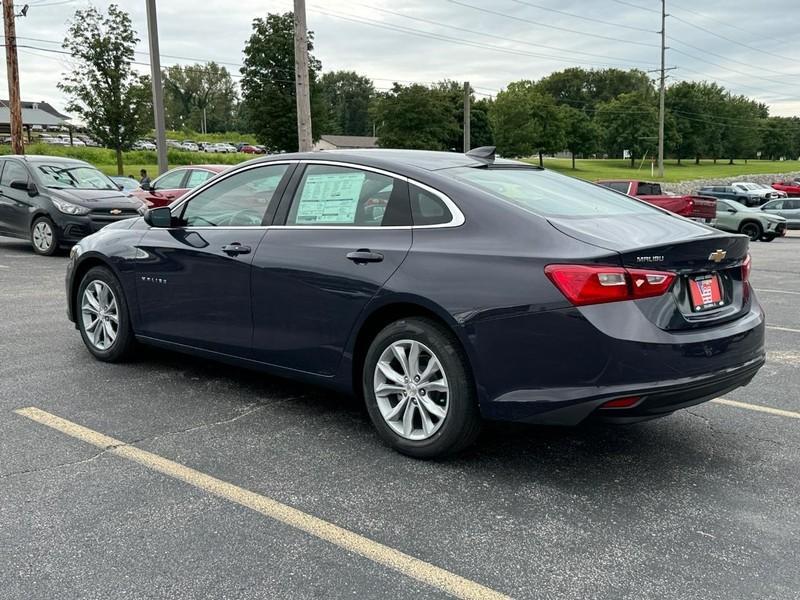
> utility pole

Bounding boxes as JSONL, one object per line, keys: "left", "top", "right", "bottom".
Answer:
{"left": 293, "top": 0, "right": 312, "bottom": 152}
{"left": 145, "top": 0, "right": 168, "bottom": 174}
{"left": 657, "top": 0, "right": 666, "bottom": 178}
{"left": 3, "top": 0, "right": 24, "bottom": 155}
{"left": 463, "top": 81, "right": 470, "bottom": 153}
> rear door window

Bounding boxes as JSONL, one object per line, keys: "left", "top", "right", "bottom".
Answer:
{"left": 410, "top": 185, "right": 452, "bottom": 226}
{"left": 636, "top": 182, "right": 661, "bottom": 195}
{"left": 285, "top": 164, "right": 409, "bottom": 226}
{"left": 186, "top": 169, "right": 215, "bottom": 189}
{"left": 155, "top": 169, "right": 187, "bottom": 190}
{"left": 599, "top": 181, "right": 630, "bottom": 194}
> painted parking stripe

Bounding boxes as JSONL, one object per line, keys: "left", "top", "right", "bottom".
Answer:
{"left": 766, "top": 325, "right": 800, "bottom": 334}
{"left": 712, "top": 398, "right": 800, "bottom": 419}
{"left": 755, "top": 288, "right": 800, "bottom": 295}
{"left": 13, "top": 407, "right": 511, "bottom": 600}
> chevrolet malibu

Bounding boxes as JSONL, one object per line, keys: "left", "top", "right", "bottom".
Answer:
{"left": 65, "top": 148, "right": 766, "bottom": 458}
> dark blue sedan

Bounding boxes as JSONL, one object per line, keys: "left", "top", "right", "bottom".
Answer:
{"left": 65, "top": 148, "right": 765, "bottom": 457}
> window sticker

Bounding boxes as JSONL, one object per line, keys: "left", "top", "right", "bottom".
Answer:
{"left": 296, "top": 172, "right": 365, "bottom": 224}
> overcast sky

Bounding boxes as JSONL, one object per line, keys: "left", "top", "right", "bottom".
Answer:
{"left": 3, "top": 0, "right": 799, "bottom": 119}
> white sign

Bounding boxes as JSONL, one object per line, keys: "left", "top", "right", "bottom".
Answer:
{"left": 295, "top": 172, "right": 365, "bottom": 224}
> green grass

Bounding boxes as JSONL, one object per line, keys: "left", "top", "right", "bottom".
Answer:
{"left": 530, "top": 158, "right": 800, "bottom": 182}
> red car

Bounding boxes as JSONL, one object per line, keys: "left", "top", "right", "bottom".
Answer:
{"left": 595, "top": 179, "right": 717, "bottom": 223}
{"left": 771, "top": 181, "right": 800, "bottom": 197}
{"left": 241, "top": 144, "right": 265, "bottom": 154}
{"left": 132, "top": 165, "right": 228, "bottom": 207}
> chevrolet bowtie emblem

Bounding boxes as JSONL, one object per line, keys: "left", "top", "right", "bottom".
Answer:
{"left": 110, "top": 209, "right": 122, "bottom": 215}
{"left": 708, "top": 249, "right": 727, "bottom": 263}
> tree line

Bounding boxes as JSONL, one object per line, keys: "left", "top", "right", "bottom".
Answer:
{"left": 59, "top": 5, "right": 800, "bottom": 174}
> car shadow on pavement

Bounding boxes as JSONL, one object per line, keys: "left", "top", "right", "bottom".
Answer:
{"left": 133, "top": 346, "right": 737, "bottom": 494}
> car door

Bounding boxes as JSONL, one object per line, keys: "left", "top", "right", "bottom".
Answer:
{"left": 781, "top": 199, "right": 800, "bottom": 226}
{"left": 144, "top": 168, "right": 189, "bottom": 207}
{"left": 714, "top": 200, "right": 738, "bottom": 232}
{"left": 0, "top": 158, "right": 35, "bottom": 237}
{"left": 133, "top": 162, "right": 294, "bottom": 356}
{"left": 251, "top": 162, "right": 413, "bottom": 376}
{"left": 181, "top": 168, "right": 217, "bottom": 198}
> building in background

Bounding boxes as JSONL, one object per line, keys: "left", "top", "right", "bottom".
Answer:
{"left": 312, "top": 134, "right": 378, "bottom": 151}
{"left": 0, "top": 100, "right": 71, "bottom": 141}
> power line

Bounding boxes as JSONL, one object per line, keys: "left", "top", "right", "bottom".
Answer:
{"left": 350, "top": 2, "right": 659, "bottom": 66}
{"left": 310, "top": 7, "right": 658, "bottom": 68}
{"left": 507, "top": 0, "right": 655, "bottom": 33}
{"left": 668, "top": 34, "right": 800, "bottom": 79}
{"left": 447, "top": 0, "right": 659, "bottom": 48}
{"left": 669, "top": 14, "right": 796, "bottom": 64}
{"left": 608, "top": 0, "right": 660, "bottom": 14}
{"left": 668, "top": 46, "right": 800, "bottom": 90}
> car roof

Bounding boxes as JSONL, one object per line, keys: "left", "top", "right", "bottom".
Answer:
{"left": 3, "top": 154, "right": 88, "bottom": 164}
{"left": 249, "top": 148, "right": 528, "bottom": 173}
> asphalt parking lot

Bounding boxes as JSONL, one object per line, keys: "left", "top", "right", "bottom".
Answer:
{"left": 1, "top": 233, "right": 798, "bottom": 600}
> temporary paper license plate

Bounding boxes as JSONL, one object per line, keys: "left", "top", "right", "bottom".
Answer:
{"left": 689, "top": 274, "right": 724, "bottom": 311}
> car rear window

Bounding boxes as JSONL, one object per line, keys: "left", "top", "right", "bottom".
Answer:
{"left": 441, "top": 167, "right": 659, "bottom": 218}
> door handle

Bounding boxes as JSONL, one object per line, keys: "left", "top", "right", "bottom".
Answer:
{"left": 221, "top": 243, "right": 251, "bottom": 256}
{"left": 346, "top": 249, "right": 384, "bottom": 264}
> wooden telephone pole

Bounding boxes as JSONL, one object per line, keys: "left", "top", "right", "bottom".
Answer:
{"left": 657, "top": 0, "right": 666, "bottom": 177}
{"left": 293, "top": 0, "right": 312, "bottom": 152}
{"left": 3, "top": 0, "right": 25, "bottom": 155}
{"left": 463, "top": 81, "right": 470, "bottom": 153}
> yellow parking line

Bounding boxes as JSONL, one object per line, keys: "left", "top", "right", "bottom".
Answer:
{"left": 13, "top": 407, "right": 511, "bottom": 600}
{"left": 766, "top": 325, "right": 800, "bottom": 334}
{"left": 712, "top": 398, "right": 800, "bottom": 419}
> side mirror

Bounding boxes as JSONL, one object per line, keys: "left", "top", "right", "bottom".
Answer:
{"left": 10, "top": 180, "right": 36, "bottom": 195}
{"left": 144, "top": 206, "right": 174, "bottom": 228}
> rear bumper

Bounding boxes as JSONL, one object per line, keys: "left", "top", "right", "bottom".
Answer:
{"left": 468, "top": 299, "right": 766, "bottom": 425}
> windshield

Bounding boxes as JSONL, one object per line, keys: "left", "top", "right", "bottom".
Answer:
{"left": 441, "top": 167, "right": 660, "bottom": 218}
{"left": 34, "top": 164, "right": 117, "bottom": 190}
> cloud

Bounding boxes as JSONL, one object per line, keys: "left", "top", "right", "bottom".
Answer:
{"left": 3, "top": 0, "right": 798, "bottom": 118}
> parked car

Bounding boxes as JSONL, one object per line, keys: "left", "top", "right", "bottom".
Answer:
{"left": 0, "top": 155, "right": 144, "bottom": 255}
{"left": 180, "top": 141, "right": 199, "bottom": 152}
{"left": 202, "top": 143, "right": 221, "bottom": 153}
{"left": 166, "top": 139, "right": 183, "bottom": 149}
{"left": 698, "top": 183, "right": 783, "bottom": 206}
{"left": 761, "top": 198, "right": 800, "bottom": 229}
{"left": 241, "top": 144, "right": 265, "bottom": 154}
{"left": 771, "top": 181, "right": 800, "bottom": 197}
{"left": 714, "top": 199, "right": 787, "bottom": 241}
{"left": 133, "top": 140, "right": 156, "bottom": 151}
{"left": 109, "top": 175, "right": 141, "bottom": 192}
{"left": 595, "top": 179, "right": 716, "bottom": 223}
{"left": 131, "top": 165, "right": 227, "bottom": 207}
{"left": 65, "top": 148, "right": 765, "bottom": 458}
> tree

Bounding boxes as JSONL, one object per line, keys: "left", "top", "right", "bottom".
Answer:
{"left": 163, "top": 63, "right": 237, "bottom": 133}
{"left": 536, "top": 67, "right": 653, "bottom": 112}
{"left": 318, "top": 71, "right": 374, "bottom": 136}
{"left": 371, "top": 83, "right": 460, "bottom": 149}
{"left": 560, "top": 106, "right": 597, "bottom": 169}
{"left": 595, "top": 92, "right": 658, "bottom": 168}
{"left": 720, "top": 94, "right": 762, "bottom": 164}
{"left": 58, "top": 4, "right": 151, "bottom": 174}
{"left": 491, "top": 81, "right": 565, "bottom": 164}
{"left": 470, "top": 98, "right": 494, "bottom": 148}
{"left": 239, "top": 12, "right": 327, "bottom": 151}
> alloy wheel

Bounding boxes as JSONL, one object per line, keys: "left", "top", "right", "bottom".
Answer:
{"left": 81, "top": 280, "right": 119, "bottom": 350}
{"left": 32, "top": 221, "right": 53, "bottom": 253}
{"left": 373, "top": 339, "right": 449, "bottom": 441}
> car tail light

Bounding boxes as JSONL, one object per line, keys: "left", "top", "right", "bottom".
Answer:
{"left": 741, "top": 254, "right": 751, "bottom": 283}
{"left": 544, "top": 264, "right": 676, "bottom": 306}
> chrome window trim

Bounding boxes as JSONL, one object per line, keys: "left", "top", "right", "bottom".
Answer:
{"left": 166, "top": 158, "right": 465, "bottom": 230}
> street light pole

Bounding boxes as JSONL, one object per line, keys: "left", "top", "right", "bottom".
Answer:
{"left": 293, "top": 0, "right": 313, "bottom": 152}
{"left": 3, "top": 0, "right": 25, "bottom": 155}
{"left": 463, "top": 81, "right": 470, "bottom": 153}
{"left": 145, "top": 0, "right": 168, "bottom": 174}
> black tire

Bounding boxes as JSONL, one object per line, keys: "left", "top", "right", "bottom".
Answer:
{"left": 739, "top": 221, "right": 762, "bottom": 242}
{"left": 76, "top": 266, "right": 136, "bottom": 362}
{"left": 760, "top": 234, "right": 776, "bottom": 242}
{"left": 30, "top": 216, "right": 59, "bottom": 256}
{"left": 362, "top": 317, "right": 481, "bottom": 458}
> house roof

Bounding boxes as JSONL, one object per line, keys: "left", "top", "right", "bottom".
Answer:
{"left": 0, "top": 100, "right": 71, "bottom": 126}
{"left": 319, "top": 135, "right": 378, "bottom": 149}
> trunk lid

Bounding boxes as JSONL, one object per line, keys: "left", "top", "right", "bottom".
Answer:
{"left": 548, "top": 213, "right": 750, "bottom": 330}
